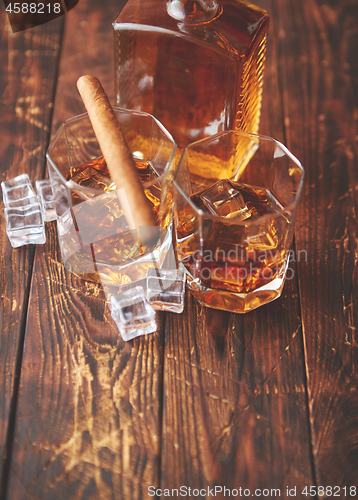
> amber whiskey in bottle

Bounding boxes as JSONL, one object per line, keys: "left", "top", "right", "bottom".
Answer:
{"left": 113, "top": 0, "right": 269, "bottom": 150}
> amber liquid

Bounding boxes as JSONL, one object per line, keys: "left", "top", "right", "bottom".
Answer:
{"left": 61, "top": 156, "right": 162, "bottom": 283}
{"left": 176, "top": 181, "right": 291, "bottom": 297}
{"left": 114, "top": 0, "right": 269, "bottom": 149}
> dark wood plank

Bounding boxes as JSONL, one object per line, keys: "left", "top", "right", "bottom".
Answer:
{"left": 8, "top": 228, "right": 165, "bottom": 499}
{"left": 0, "top": 6, "right": 63, "bottom": 492}
{"left": 277, "top": 0, "right": 358, "bottom": 491}
{"left": 6, "top": 1, "right": 166, "bottom": 498}
{"left": 50, "top": 0, "right": 119, "bottom": 128}
{"left": 161, "top": 292, "right": 314, "bottom": 495}
{"left": 160, "top": 0, "right": 315, "bottom": 495}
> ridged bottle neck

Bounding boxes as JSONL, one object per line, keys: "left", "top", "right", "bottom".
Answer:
{"left": 166, "top": 0, "right": 219, "bottom": 23}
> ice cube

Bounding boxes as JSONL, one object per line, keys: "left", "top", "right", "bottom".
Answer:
{"left": 2, "top": 183, "right": 37, "bottom": 208}
{"left": 4, "top": 203, "right": 46, "bottom": 248}
{"left": 146, "top": 268, "right": 186, "bottom": 313}
{"left": 70, "top": 166, "right": 115, "bottom": 192}
{"left": 35, "top": 179, "right": 57, "bottom": 221}
{"left": 200, "top": 179, "right": 252, "bottom": 220}
{"left": 1, "top": 174, "right": 31, "bottom": 191}
{"left": 245, "top": 226, "right": 278, "bottom": 251}
{"left": 111, "top": 286, "right": 156, "bottom": 341}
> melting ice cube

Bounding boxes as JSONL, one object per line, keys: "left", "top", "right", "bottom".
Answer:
{"left": 200, "top": 179, "right": 252, "bottom": 220}
{"left": 111, "top": 286, "right": 156, "bottom": 341}
{"left": 146, "top": 268, "right": 186, "bottom": 313}
{"left": 5, "top": 203, "right": 46, "bottom": 248}
{"left": 1, "top": 174, "right": 32, "bottom": 191}
{"left": 35, "top": 179, "right": 57, "bottom": 221}
{"left": 2, "top": 183, "right": 37, "bottom": 208}
{"left": 70, "top": 166, "right": 115, "bottom": 192}
{"left": 2, "top": 174, "right": 46, "bottom": 247}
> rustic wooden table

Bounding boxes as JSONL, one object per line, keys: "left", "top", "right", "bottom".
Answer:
{"left": 0, "top": 0, "right": 357, "bottom": 498}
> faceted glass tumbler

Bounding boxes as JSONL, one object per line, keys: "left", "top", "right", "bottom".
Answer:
{"left": 46, "top": 108, "right": 177, "bottom": 286}
{"left": 111, "top": 286, "right": 156, "bottom": 341}
{"left": 173, "top": 130, "right": 304, "bottom": 313}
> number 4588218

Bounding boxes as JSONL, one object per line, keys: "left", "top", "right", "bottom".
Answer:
{"left": 302, "top": 486, "right": 357, "bottom": 497}
{"left": 6, "top": 3, "right": 62, "bottom": 14}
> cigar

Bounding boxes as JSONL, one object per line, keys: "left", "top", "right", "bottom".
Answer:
{"left": 76, "top": 75, "right": 157, "bottom": 233}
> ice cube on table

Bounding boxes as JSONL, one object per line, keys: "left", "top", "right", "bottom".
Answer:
{"left": 146, "top": 268, "right": 186, "bottom": 313}
{"left": 1, "top": 173, "right": 32, "bottom": 191}
{"left": 5, "top": 203, "right": 46, "bottom": 247}
{"left": 200, "top": 179, "right": 252, "bottom": 220}
{"left": 2, "top": 183, "right": 37, "bottom": 208}
{"left": 110, "top": 286, "right": 156, "bottom": 341}
{"left": 35, "top": 179, "right": 57, "bottom": 221}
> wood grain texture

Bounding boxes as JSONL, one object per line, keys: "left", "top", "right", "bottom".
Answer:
{"left": 277, "top": 0, "right": 358, "bottom": 490}
{"left": 51, "top": 0, "right": 121, "bottom": 129}
{"left": 161, "top": 290, "right": 313, "bottom": 495}
{"left": 8, "top": 224, "right": 165, "bottom": 499}
{"left": 0, "top": 6, "right": 63, "bottom": 489}
{"left": 2, "top": 0, "right": 358, "bottom": 497}
{"left": 6, "top": 1, "right": 165, "bottom": 498}
{"left": 160, "top": 1, "right": 314, "bottom": 496}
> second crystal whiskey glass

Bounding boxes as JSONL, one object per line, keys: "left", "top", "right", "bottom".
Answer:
{"left": 173, "top": 130, "right": 304, "bottom": 313}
